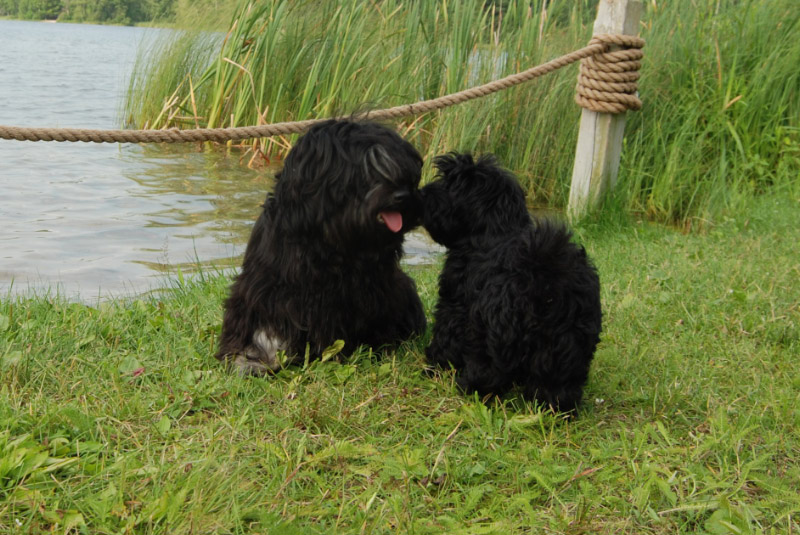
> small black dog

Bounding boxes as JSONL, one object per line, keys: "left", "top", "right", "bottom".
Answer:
{"left": 421, "top": 153, "right": 602, "bottom": 412}
{"left": 217, "top": 120, "right": 427, "bottom": 375}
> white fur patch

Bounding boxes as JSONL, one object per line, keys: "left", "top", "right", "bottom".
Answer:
{"left": 248, "top": 329, "right": 286, "bottom": 371}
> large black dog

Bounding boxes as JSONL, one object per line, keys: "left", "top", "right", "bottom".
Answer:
{"left": 217, "top": 120, "right": 427, "bottom": 375}
{"left": 421, "top": 153, "right": 602, "bottom": 412}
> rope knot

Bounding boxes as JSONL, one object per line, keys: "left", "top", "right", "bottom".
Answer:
{"left": 575, "top": 33, "right": 645, "bottom": 114}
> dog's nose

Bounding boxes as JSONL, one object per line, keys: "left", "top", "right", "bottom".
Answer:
{"left": 392, "top": 190, "right": 410, "bottom": 204}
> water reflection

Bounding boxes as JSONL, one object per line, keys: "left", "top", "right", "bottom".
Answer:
{"left": 120, "top": 144, "right": 276, "bottom": 245}
{"left": 2, "top": 140, "right": 442, "bottom": 299}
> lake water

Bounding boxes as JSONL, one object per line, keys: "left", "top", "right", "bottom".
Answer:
{"left": 0, "top": 20, "right": 440, "bottom": 301}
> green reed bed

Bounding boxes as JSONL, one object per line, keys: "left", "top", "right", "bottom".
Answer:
{"left": 2, "top": 194, "right": 798, "bottom": 533}
{"left": 620, "top": 0, "right": 800, "bottom": 228}
{"left": 124, "top": 0, "right": 800, "bottom": 226}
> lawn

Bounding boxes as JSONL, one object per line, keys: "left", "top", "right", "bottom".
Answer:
{"left": 1, "top": 194, "right": 798, "bottom": 534}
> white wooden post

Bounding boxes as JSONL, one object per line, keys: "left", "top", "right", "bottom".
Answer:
{"left": 568, "top": 0, "right": 642, "bottom": 221}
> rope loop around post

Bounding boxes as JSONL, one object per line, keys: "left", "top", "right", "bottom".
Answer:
{"left": 575, "top": 33, "right": 645, "bottom": 114}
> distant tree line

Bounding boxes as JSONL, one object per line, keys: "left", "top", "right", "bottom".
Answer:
{"left": 0, "top": 0, "right": 176, "bottom": 24}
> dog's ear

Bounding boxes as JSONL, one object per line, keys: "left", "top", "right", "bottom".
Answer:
{"left": 270, "top": 125, "right": 338, "bottom": 236}
{"left": 472, "top": 155, "right": 531, "bottom": 233}
{"left": 433, "top": 152, "right": 476, "bottom": 180}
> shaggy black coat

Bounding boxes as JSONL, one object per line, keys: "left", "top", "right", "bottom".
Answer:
{"left": 217, "top": 120, "right": 426, "bottom": 375}
{"left": 421, "top": 153, "right": 602, "bottom": 412}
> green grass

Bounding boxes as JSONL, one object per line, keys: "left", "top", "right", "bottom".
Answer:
{"left": 2, "top": 194, "right": 798, "bottom": 534}
{"left": 122, "top": 0, "right": 800, "bottom": 226}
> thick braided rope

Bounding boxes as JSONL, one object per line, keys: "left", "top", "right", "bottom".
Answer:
{"left": 0, "top": 34, "right": 643, "bottom": 144}
{"left": 575, "top": 34, "right": 645, "bottom": 113}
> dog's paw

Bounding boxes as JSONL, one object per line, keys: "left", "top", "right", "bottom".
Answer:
{"left": 228, "top": 354, "right": 276, "bottom": 377}
{"left": 238, "top": 329, "right": 288, "bottom": 374}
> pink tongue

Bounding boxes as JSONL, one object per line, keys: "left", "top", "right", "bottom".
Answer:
{"left": 380, "top": 211, "right": 403, "bottom": 233}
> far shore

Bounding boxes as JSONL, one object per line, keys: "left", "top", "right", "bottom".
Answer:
{"left": 0, "top": 16, "right": 177, "bottom": 29}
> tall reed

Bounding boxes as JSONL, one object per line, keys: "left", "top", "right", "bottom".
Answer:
{"left": 124, "top": 0, "right": 800, "bottom": 225}
{"left": 620, "top": 0, "right": 800, "bottom": 227}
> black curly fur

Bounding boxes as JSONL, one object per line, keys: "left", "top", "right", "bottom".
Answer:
{"left": 421, "top": 153, "right": 602, "bottom": 412}
{"left": 217, "top": 120, "right": 427, "bottom": 375}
